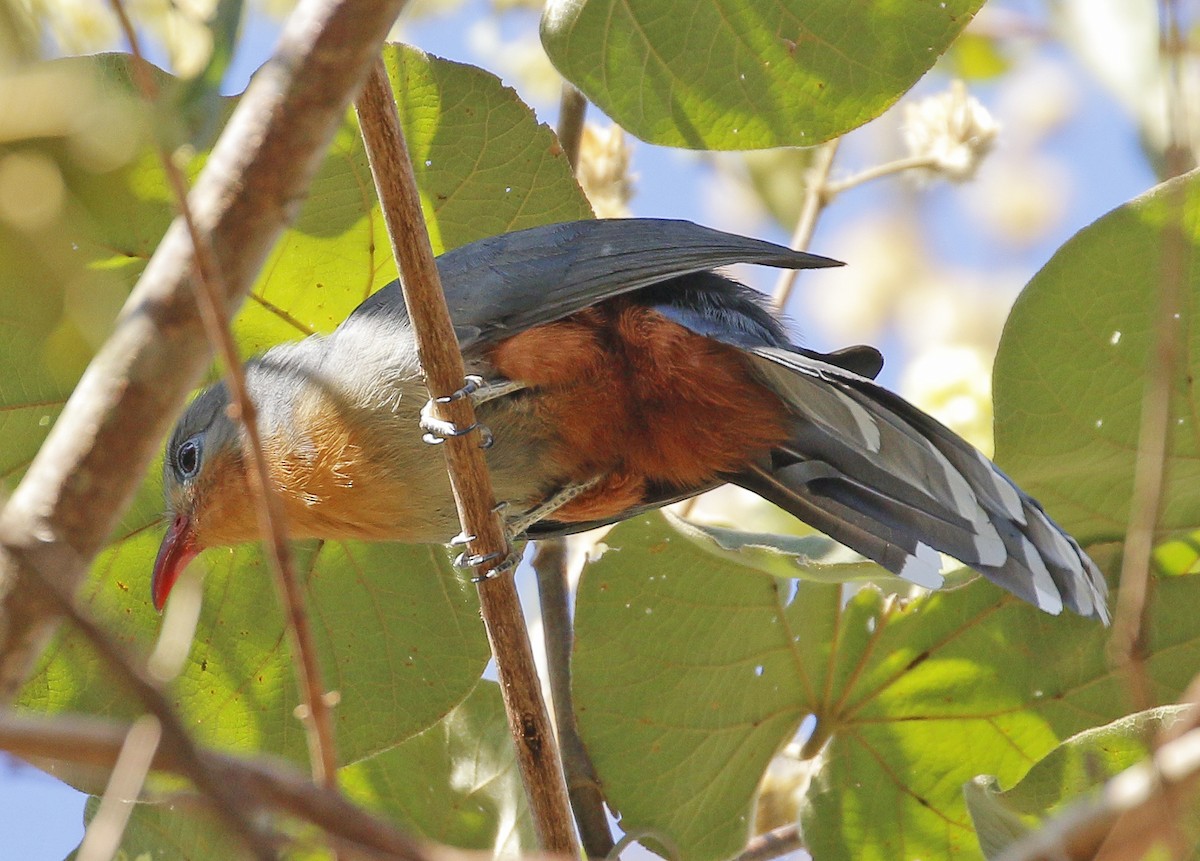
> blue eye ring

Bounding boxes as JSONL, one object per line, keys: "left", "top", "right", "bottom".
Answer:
{"left": 175, "top": 437, "right": 202, "bottom": 481}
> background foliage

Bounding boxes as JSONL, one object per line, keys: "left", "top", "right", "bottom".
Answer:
{"left": 1, "top": 0, "right": 1197, "bottom": 859}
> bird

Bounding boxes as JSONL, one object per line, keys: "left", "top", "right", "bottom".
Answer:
{"left": 152, "top": 218, "right": 1109, "bottom": 622}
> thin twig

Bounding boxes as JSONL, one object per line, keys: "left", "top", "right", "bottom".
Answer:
{"left": 0, "top": 0, "right": 409, "bottom": 701}
{"left": 818, "top": 152, "right": 941, "bottom": 199}
{"left": 352, "top": 59, "right": 581, "bottom": 858}
{"left": 732, "top": 823, "right": 803, "bottom": 861}
{"left": 771, "top": 139, "right": 841, "bottom": 309}
{"left": 107, "top": 0, "right": 341, "bottom": 794}
{"left": 533, "top": 541, "right": 614, "bottom": 857}
{"left": 556, "top": 84, "right": 587, "bottom": 171}
{"left": 1105, "top": 0, "right": 1193, "bottom": 712}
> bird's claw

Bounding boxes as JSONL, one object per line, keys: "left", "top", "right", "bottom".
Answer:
{"left": 420, "top": 375, "right": 505, "bottom": 448}
{"left": 420, "top": 376, "right": 526, "bottom": 447}
{"left": 454, "top": 543, "right": 521, "bottom": 582}
{"left": 435, "top": 375, "right": 485, "bottom": 405}
{"left": 420, "top": 421, "right": 494, "bottom": 448}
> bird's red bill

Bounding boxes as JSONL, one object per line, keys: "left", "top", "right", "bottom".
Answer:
{"left": 152, "top": 514, "right": 198, "bottom": 612}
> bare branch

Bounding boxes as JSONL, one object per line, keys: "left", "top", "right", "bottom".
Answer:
{"left": 0, "top": 710, "right": 543, "bottom": 861}
{"left": 0, "top": 0, "right": 407, "bottom": 698}
{"left": 533, "top": 541, "right": 613, "bottom": 857}
{"left": 352, "top": 60, "right": 580, "bottom": 857}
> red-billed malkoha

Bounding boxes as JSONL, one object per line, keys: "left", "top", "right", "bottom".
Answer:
{"left": 153, "top": 219, "right": 1108, "bottom": 621}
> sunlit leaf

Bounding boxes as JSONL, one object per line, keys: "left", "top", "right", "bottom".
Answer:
{"left": 993, "top": 171, "right": 1200, "bottom": 548}
{"left": 967, "top": 706, "right": 1198, "bottom": 859}
{"left": 341, "top": 681, "right": 537, "bottom": 855}
{"left": 541, "top": 0, "right": 985, "bottom": 149}
{"left": 573, "top": 513, "right": 1196, "bottom": 861}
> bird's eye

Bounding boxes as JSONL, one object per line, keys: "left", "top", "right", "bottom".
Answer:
{"left": 175, "top": 438, "right": 202, "bottom": 481}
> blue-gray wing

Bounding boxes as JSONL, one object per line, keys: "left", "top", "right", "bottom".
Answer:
{"left": 343, "top": 218, "right": 840, "bottom": 350}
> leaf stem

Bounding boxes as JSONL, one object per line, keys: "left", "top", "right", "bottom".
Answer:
{"left": 819, "top": 153, "right": 940, "bottom": 198}
{"left": 771, "top": 139, "right": 841, "bottom": 309}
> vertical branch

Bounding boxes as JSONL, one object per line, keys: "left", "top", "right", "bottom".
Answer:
{"left": 1106, "top": 0, "right": 1193, "bottom": 710}
{"left": 533, "top": 541, "right": 615, "bottom": 857}
{"left": 771, "top": 140, "right": 839, "bottom": 310}
{"left": 538, "top": 75, "right": 615, "bottom": 858}
{"left": 556, "top": 84, "right": 587, "bottom": 171}
{"left": 353, "top": 59, "right": 580, "bottom": 858}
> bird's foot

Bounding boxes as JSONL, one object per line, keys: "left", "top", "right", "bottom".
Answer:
{"left": 419, "top": 375, "right": 525, "bottom": 448}
{"left": 454, "top": 543, "right": 522, "bottom": 582}
{"left": 451, "top": 502, "right": 521, "bottom": 582}
{"left": 449, "top": 481, "right": 602, "bottom": 582}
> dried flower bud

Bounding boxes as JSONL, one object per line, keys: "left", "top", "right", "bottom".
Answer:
{"left": 577, "top": 123, "right": 634, "bottom": 218}
{"left": 42, "top": 0, "right": 121, "bottom": 54}
{"left": 902, "top": 80, "right": 999, "bottom": 182}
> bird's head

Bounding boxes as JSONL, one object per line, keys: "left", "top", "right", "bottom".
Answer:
{"left": 153, "top": 381, "right": 256, "bottom": 611}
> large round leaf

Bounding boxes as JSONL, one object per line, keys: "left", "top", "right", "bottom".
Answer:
{"left": 993, "top": 171, "right": 1200, "bottom": 548}
{"left": 541, "top": 0, "right": 984, "bottom": 149}
{"left": 573, "top": 513, "right": 1196, "bottom": 861}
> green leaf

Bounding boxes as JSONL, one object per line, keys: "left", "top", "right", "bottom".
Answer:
{"left": 541, "top": 0, "right": 985, "bottom": 149}
{"left": 572, "top": 512, "right": 1199, "bottom": 861}
{"left": 966, "top": 706, "right": 1193, "bottom": 859}
{"left": 341, "top": 681, "right": 537, "bottom": 855}
{"left": 993, "top": 170, "right": 1200, "bottom": 548}
{"left": 236, "top": 43, "right": 593, "bottom": 356}
{"left": 23, "top": 541, "right": 488, "bottom": 766}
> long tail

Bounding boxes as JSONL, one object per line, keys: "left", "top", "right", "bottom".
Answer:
{"left": 733, "top": 347, "right": 1109, "bottom": 622}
